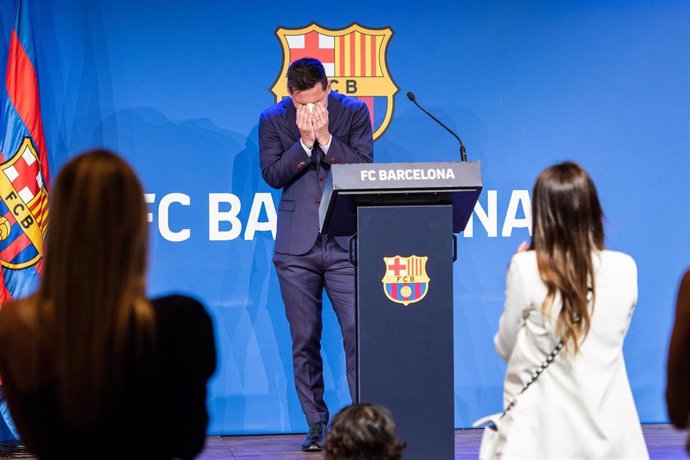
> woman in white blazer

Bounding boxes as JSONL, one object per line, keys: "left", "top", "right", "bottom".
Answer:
{"left": 486, "top": 162, "right": 648, "bottom": 459}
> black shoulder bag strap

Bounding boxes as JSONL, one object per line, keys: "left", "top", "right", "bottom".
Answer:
{"left": 499, "top": 340, "right": 564, "bottom": 419}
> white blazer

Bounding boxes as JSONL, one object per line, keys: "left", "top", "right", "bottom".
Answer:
{"left": 493, "top": 250, "right": 649, "bottom": 459}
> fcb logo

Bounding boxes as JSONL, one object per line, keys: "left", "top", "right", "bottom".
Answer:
{"left": 0, "top": 137, "right": 48, "bottom": 269}
{"left": 270, "top": 23, "right": 398, "bottom": 140}
{"left": 381, "top": 255, "right": 430, "bottom": 306}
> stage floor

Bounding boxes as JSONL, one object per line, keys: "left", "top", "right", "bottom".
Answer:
{"left": 0, "top": 425, "right": 685, "bottom": 458}
{"left": 198, "top": 425, "right": 688, "bottom": 459}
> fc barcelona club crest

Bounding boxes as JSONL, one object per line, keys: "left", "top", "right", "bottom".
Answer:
{"left": 0, "top": 137, "right": 48, "bottom": 269}
{"left": 381, "top": 255, "right": 430, "bottom": 306}
{"left": 270, "top": 23, "right": 398, "bottom": 140}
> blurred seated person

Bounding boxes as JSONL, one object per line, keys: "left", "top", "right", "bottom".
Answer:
{"left": 325, "top": 403, "right": 405, "bottom": 460}
{"left": 0, "top": 150, "right": 216, "bottom": 459}
{"left": 667, "top": 269, "right": 690, "bottom": 454}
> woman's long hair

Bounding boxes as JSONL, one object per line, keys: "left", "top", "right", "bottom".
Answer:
{"left": 529, "top": 162, "right": 604, "bottom": 354}
{"left": 37, "top": 150, "right": 154, "bottom": 425}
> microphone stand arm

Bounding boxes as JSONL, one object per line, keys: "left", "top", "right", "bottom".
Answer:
{"left": 411, "top": 99, "right": 468, "bottom": 162}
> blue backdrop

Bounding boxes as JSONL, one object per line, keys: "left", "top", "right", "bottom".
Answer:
{"left": 0, "top": 0, "right": 687, "bottom": 434}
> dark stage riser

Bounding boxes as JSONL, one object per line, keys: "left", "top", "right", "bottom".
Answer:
{"left": 356, "top": 205, "right": 455, "bottom": 460}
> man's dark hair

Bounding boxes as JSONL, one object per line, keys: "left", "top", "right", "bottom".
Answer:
{"left": 324, "top": 403, "right": 405, "bottom": 460}
{"left": 287, "top": 57, "right": 328, "bottom": 93}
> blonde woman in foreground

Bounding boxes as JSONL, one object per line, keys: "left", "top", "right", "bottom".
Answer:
{"left": 483, "top": 162, "right": 648, "bottom": 459}
{"left": 0, "top": 150, "right": 216, "bottom": 459}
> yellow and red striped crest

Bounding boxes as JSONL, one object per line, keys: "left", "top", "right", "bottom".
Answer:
{"left": 270, "top": 23, "right": 398, "bottom": 140}
{"left": 0, "top": 137, "right": 48, "bottom": 269}
{"left": 381, "top": 255, "right": 430, "bottom": 307}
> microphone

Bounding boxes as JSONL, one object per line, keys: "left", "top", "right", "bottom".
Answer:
{"left": 407, "top": 91, "right": 467, "bottom": 161}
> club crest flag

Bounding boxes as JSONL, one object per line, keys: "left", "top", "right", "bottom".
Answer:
{"left": 270, "top": 23, "right": 398, "bottom": 140}
{"left": 0, "top": 0, "right": 50, "bottom": 306}
{"left": 381, "top": 255, "right": 430, "bottom": 306}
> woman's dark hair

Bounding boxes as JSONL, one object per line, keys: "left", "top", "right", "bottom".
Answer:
{"left": 287, "top": 57, "right": 328, "bottom": 93}
{"left": 529, "top": 161, "right": 604, "bottom": 354}
{"left": 325, "top": 403, "right": 405, "bottom": 460}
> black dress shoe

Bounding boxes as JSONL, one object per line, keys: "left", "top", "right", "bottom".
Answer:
{"left": 301, "top": 422, "right": 328, "bottom": 451}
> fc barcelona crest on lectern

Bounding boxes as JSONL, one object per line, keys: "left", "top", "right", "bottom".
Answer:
{"left": 381, "top": 255, "right": 430, "bottom": 306}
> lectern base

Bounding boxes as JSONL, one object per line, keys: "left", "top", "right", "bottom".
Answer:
{"left": 356, "top": 205, "right": 455, "bottom": 460}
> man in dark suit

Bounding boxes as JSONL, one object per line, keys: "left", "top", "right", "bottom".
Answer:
{"left": 259, "top": 58, "right": 373, "bottom": 451}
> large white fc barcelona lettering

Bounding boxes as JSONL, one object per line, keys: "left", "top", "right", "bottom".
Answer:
{"left": 462, "top": 190, "right": 532, "bottom": 238}
{"left": 144, "top": 190, "right": 530, "bottom": 242}
{"left": 145, "top": 192, "right": 277, "bottom": 242}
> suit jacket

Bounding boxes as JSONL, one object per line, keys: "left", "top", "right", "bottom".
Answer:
{"left": 492, "top": 250, "right": 648, "bottom": 459}
{"left": 259, "top": 91, "right": 373, "bottom": 255}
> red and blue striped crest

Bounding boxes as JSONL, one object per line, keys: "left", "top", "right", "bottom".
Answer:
{"left": 0, "top": 0, "right": 50, "bottom": 304}
{"left": 0, "top": 137, "right": 47, "bottom": 268}
{"left": 381, "top": 255, "right": 430, "bottom": 307}
{"left": 271, "top": 23, "right": 398, "bottom": 140}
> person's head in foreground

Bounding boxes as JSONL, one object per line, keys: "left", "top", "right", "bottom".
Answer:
{"left": 31, "top": 149, "right": 151, "bottom": 424}
{"left": 325, "top": 403, "right": 405, "bottom": 460}
{"left": 530, "top": 161, "right": 604, "bottom": 353}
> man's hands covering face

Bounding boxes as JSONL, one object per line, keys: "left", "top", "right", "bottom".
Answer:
{"left": 297, "top": 103, "right": 330, "bottom": 148}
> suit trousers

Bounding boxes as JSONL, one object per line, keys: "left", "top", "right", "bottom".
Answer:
{"left": 273, "top": 235, "right": 356, "bottom": 425}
